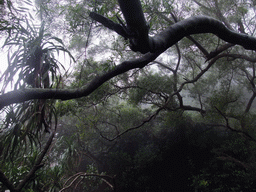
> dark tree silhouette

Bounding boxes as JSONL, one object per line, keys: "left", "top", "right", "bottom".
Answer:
{"left": 1, "top": 0, "right": 256, "bottom": 110}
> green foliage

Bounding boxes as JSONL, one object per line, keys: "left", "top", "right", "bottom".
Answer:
{"left": 1, "top": 0, "right": 256, "bottom": 191}
{"left": 1, "top": 18, "right": 73, "bottom": 90}
{"left": 0, "top": 98, "right": 57, "bottom": 162}
{"left": 189, "top": 131, "right": 256, "bottom": 192}
{"left": 129, "top": 72, "right": 174, "bottom": 105}
{"left": 55, "top": 100, "right": 78, "bottom": 116}
{"left": 0, "top": 2, "right": 74, "bottom": 191}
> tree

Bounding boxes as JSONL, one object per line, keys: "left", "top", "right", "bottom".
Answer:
{"left": 1, "top": 0, "right": 256, "bottom": 108}
{"left": 1, "top": 0, "right": 256, "bottom": 191}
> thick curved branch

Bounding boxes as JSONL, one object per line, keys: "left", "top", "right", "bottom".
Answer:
{"left": 91, "top": 12, "right": 256, "bottom": 54}
{"left": 152, "top": 8, "right": 210, "bottom": 57}
{"left": 150, "top": 16, "right": 256, "bottom": 53}
{"left": 0, "top": 52, "right": 161, "bottom": 109}
{"left": 117, "top": 0, "right": 151, "bottom": 53}
{"left": 89, "top": 12, "right": 129, "bottom": 38}
{"left": 2, "top": 16, "right": 256, "bottom": 108}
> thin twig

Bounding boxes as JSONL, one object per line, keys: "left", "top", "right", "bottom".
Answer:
{"left": 60, "top": 172, "right": 114, "bottom": 192}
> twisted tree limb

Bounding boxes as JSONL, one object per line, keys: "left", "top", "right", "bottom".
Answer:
{"left": 2, "top": 13, "right": 256, "bottom": 108}
{"left": 0, "top": 52, "right": 161, "bottom": 109}
{"left": 90, "top": 4, "right": 256, "bottom": 54}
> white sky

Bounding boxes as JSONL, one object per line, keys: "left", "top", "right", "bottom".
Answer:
{"left": 0, "top": 39, "right": 8, "bottom": 76}
{"left": 0, "top": 0, "right": 74, "bottom": 91}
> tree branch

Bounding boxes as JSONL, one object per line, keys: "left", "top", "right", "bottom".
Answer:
{"left": 0, "top": 170, "right": 16, "bottom": 192}
{"left": 0, "top": 52, "right": 161, "bottom": 109}
{"left": 60, "top": 172, "right": 115, "bottom": 192}
{"left": 91, "top": 10, "right": 256, "bottom": 54}
{"left": 217, "top": 154, "right": 250, "bottom": 170}
{"left": 150, "top": 16, "right": 256, "bottom": 53}
{"left": 117, "top": 0, "right": 151, "bottom": 53}
{"left": 0, "top": 131, "right": 55, "bottom": 192}
{"left": 206, "top": 43, "right": 234, "bottom": 61}
{"left": 2, "top": 16, "right": 256, "bottom": 108}
{"left": 214, "top": 107, "right": 256, "bottom": 142}
{"left": 99, "top": 107, "right": 163, "bottom": 141}
{"left": 152, "top": 8, "right": 210, "bottom": 57}
{"left": 15, "top": 131, "right": 55, "bottom": 191}
{"left": 89, "top": 12, "right": 129, "bottom": 39}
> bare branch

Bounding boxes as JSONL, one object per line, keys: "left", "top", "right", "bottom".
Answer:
{"left": 206, "top": 43, "right": 234, "bottom": 61}
{"left": 152, "top": 60, "right": 175, "bottom": 73}
{"left": 213, "top": 0, "right": 234, "bottom": 30}
{"left": 60, "top": 172, "right": 115, "bottom": 192}
{"left": 245, "top": 92, "right": 256, "bottom": 113}
{"left": 99, "top": 107, "right": 163, "bottom": 141}
{"left": 214, "top": 107, "right": 256, "bottom": 142}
